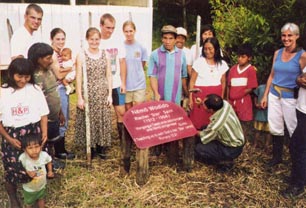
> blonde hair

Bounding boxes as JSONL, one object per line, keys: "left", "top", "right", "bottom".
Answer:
{"left": 122, "top": 20, "right": 136, "bottom": 31}
{"left": 86, "top": 27, "right": 101, "bottom": 39}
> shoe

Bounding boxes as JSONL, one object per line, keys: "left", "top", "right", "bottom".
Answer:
{"left": 216, "top": 161, "right": 234, "bottom": 173}
{"left": 52, "top": 159, "right": 65, "bottom": 171}
{"left": 55, "top": 151, "right": 75, "bottom": 160}
{"left": 48, "top": 135, "right": 63, "bottom": 143}
{"left": 283, "top": 176, "right": 293, "bottom": 184}
{"left": 281, "top": 185, "right": 304, "bottom": 198}
{"left": 267, "top": 158, "right": 282, "bottom": 167}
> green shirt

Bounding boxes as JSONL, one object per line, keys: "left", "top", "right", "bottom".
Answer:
{"left": 34, "top": 68, "right": 61, "bottom": 122}
{"left": 200, "top": 101, "right": 245, "bottom": 147}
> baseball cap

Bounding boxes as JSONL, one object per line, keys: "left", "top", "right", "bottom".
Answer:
{"left": 161, "top": 25, "right": 177, "bottom": 34}
{"left": 176, "top": 27, "right": 187, "bottom": 37}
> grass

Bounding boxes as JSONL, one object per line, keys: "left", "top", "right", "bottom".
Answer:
{"left": 1, "top": 93, "right": 306, "bottom": 207}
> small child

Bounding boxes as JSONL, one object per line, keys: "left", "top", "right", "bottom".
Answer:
{"left": 227, "top": 43, "right": 258, "bottom": 142}
{"left": 19, "top": 133, "right": 54, "bottom": 208}
{"left": 60, "top": 48, "right": 75, "bottom": 95}
{"left": 253, "top": 84, "right": 271, "bottom": 150}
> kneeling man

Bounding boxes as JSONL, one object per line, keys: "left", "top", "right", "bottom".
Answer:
{"left": 195, "top": 94, "right": 245, "bottom": 171}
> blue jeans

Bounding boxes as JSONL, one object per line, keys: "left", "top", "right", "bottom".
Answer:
{"left": 58, "top": 84, "right": 69, "bottom": 137}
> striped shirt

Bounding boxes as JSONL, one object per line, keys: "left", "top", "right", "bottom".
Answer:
{"left": 200, "top": 100, "right": 245, "bottom": 147}
{"left": 148, "top": 45, "right": 187, "bottom": 105}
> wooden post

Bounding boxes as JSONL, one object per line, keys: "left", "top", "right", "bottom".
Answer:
{"left": 182, "top": 136, "right": 194, "bottom": 172}
{"left": 119, "top": 127, "right": 132, "bottom": 175}
{"left": 195, "top": 15, "right": 201, "bottom": 58}
{"left": 166, "top": 141, "right": 178, "bottom": 166}
{"left": 136, "top": 148, "right": 149, "bottom": 186}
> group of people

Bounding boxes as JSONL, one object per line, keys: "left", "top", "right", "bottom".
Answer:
{"left": 149, "top": 22, "right": 306, "bottom": 198}
{"left": 0, "top": 3, "right": 306, "bottom": 208}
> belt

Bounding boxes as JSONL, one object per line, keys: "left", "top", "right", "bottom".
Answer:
{"left": 272, "top": 84, "right": 294, "bottom": 98}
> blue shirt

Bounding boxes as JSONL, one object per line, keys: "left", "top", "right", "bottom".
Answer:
{"left": 125, "top": 41, "right": 148, "bottom": 91}
{"left": 148, "top": 45, "right": 187, "bottom": 105}
{"left": 270, "top": 48, "right": 304, "bottom": 98}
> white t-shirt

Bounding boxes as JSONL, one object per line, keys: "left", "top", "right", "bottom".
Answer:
{"left": 297, "top": 67, "right": 306, "bottom": 113}
{"left": 182, "top": 47, "right": 192, "bottom": 66}
{"left": 10, "top": 26, "right": 41, "bottom": 58}
{"left": 192, "top": 57, "right": 228, "bottom": 86}
{"left": 19, "top": 151, "right": 52, "bottom": 192}
{"left": 100, "top": 37, "right": 126, "bottom": 89}
{"left": 0, "top": 84, "right": 49, "bottom": 128}
{"left": 190, "top": 44, "right": 202, "bottom": 65}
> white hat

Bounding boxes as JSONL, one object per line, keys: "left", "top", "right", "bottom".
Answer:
{"left": 176, "top": 27, "right": 187, "bottom": 37}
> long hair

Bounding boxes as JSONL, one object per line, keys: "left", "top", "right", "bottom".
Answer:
{"left": 5, "top": 58, "right": 35, "bottom": 89}
{"left": 27, "top": 42, "right": 54, "bottom": 68}
{"left": 202, "top": 37, "right": 223, "bottom": 65}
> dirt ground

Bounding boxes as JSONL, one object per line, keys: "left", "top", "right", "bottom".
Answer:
{"left": 1, "top": 94, "right": 305, "bottom": 207}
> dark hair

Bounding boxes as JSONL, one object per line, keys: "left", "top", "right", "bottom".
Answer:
{"left": 162, "top": 32, "right": 177, "bottom": 38}
{"left": 237, "top": 43, "right": 253, "bottom": 57}
{"left": 204, "top": 94, "right": 223, "bottom": 111}
{"left": 50, "top": 27, "right": 66, "bottom": 40}
{"left": 202, "top": 37, "right": 223, "bottom": 65}
{"left": 25, "top": 3, "right": 43, "bottom": 16}
{"left": 27, "top": 42, "right": 54, "bottom": 68}
{"left": 200, "top": 24, "right": 216, "bottom": 46}
{"left": 21, "top": 133, "right": 42, "bottom": 150}
{"left": 5, "top": 58, "right": 35, "bottom": 89}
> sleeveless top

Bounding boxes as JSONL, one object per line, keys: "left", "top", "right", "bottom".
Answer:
{"left": 270, "top": 48, "right": 304, "bottom": 98}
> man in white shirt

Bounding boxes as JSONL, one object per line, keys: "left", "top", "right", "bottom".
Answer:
{"left": 176, "top": 27, "right": 192, "bottom": 76}
{"left": 10, "top": 3, "right": 43, "bottom": 60}
{"left": 99, "top": 13, "right": 127, "bottom": 158}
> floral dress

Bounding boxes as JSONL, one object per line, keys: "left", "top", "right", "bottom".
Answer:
{"left": 75, "top": 49, "right": 112, "bottom": 148}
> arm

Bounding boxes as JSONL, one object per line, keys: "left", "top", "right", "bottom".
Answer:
{"left": 0, "top": 122, "right": 21, "bottom": 149}
{"left": 75, "top": 53, "right": 85, "bottom": 110}
{"left": 40, "top": 115, "right": 48, "bottom": 145}
{"left": 297, "top": 52, "right": 306, "bottom": 88}
{"left": 106, "top": 57, "right": 113, "bottom": 106}
{"left": 46, "top": 161, "right": 54, "bottom": 178}
{"left": 119, "top": 58, "right": 127, "bottom": 94}
{"left": 220, "top": 73, "right": 226, "bottom": 99}
{"left": 50, "top": 53, "right": 72, "bottom": 80}
{"left": 261, "top": 50, "right": 278, "bottom": 108}
{"left": 188, "top": 69, "right": 198, "bottom": 110}
{"left": 142, "top": 61, "right": 147, "bottom": 69}
{"left": 149, "top": 76, "right": 160, "bottom": 101}
{"left": 182, "top": 78, "right": 188, "bottom": 98}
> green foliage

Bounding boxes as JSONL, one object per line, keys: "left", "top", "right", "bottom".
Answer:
{"left": 209, "top": 0, "right": 306, "bottom": 83}
{"left": 210, "top": 0, "right": 275, "bottom": 83}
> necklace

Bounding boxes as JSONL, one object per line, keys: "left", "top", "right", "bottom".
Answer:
{"left": 208, "top": 64, "right": 216, "bottom": 73}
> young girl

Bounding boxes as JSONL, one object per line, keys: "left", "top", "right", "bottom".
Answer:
{"left": 75, "top": 27, "right": 112, "bottom": 159}
{"left": 19, "top": 133, "right": 54, "bottom": 208}
{"left": 121, "top": 20, "right": 148, "bottom": 173}
{"left": 0, "top": 58, "right": 49, "bottom": 207}
{"left": 253, "top": 84, "right": 271, "bottom": 150}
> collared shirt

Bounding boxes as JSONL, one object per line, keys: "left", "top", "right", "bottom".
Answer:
{"left": 148, "top": 45, "right": 187, "bottom": 105}
{"left": 200, "top": 101, "right": 245, "bottom": 147}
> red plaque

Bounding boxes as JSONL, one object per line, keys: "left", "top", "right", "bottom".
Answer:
{"left": 123, "top": 101, "right": 197, "bottom": 149}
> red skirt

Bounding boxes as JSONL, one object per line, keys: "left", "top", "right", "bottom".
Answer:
{"left": 189, "top": 85, "right": 222, "bottom": 130}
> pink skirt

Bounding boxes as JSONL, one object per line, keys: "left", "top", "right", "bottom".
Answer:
{"left": 189, "top": 85, "right": 222, "bottom": 130}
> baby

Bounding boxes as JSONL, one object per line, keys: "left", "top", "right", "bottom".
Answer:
{"left": 60, "top": 48, "right": 76, "bottom": 95}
